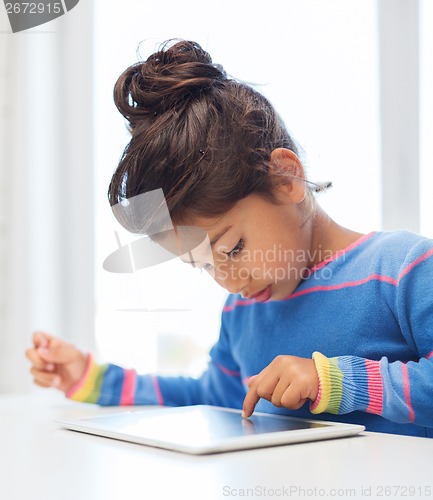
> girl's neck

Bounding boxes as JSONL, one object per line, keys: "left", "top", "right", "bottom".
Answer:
{"left": 309, "top": 205, "right": 365, "bottom": 267}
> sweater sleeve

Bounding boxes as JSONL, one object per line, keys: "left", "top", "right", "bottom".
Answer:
{"left": 310, "top": 240, "right": 433, "bottom": 428}
{"left": 67, "top": 317, "right": 246, "bottom": 409}
{"left": 66, "top": 353, "right": 162, "bottom": 406}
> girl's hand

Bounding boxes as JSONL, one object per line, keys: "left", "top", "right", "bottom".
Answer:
{"left": 242, "top": 355, "right": 319, "bottom": 418}
{"left": 25, "top": 331, "right": 88, "bottom": 394}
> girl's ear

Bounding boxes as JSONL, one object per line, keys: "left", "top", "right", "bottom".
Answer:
{"left": 269, "top": 148, "right": 306, "bottom": 204}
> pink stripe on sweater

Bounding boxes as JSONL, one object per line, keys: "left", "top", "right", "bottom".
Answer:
{"left": 215, "top": 362, "right": 241, "bottom": 377}
{"left": 288, "top": 274, "right": 398, "bottom": 300}
{"left": 426, "top": 351, "right": 433, "bottom": 359}
{"left": 120, "top": 369, "right": 136, "bottom": 405}
{"left": 402, "top": 363, "right": 415, "bottom": 423}
{"left": 223, "top": 300, "right": 255, "bottom": 312}
{"left": 151, "top": 375, "right": 164, "bottom": 405}
{"left": 223, "top": 273, "right": 398, "bottom": 311}
{"left": 308, "top": 232, "right": 375, "bottom": 273}
{"left": 365, "top": 359, "right": 383, "bottom": 415}
{"left": 398, "top": 247, "right": 433, "bottom": 281}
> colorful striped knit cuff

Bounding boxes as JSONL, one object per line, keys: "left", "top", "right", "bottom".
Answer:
{"left": 310, "top": 351, "right": 343, "bottom": 414}
{"left": 310, "top": 351, "right": 384, "bottom": 416}
{"left": 65, "top": 353, "right": 108, "bottom": 404}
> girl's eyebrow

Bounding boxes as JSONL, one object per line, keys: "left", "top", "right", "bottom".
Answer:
{"left": 210, "top": 225, "right": 233, "bottom": 247}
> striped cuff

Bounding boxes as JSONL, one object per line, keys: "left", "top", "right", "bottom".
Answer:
{"left": 66, "top": 353, "right": 108, "bottom": 404}
{"left": 310, "top": 352, "right": 343, "bottom": 414}
{"left": 310, "top": 351, "right": 383, "bottom": 416}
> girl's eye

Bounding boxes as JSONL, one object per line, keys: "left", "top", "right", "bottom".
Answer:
{"left": 225, "top": 239, "right": 244, "bottom": 258}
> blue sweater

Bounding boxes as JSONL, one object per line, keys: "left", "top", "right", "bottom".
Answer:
{"left": 68, "top": 231, "right": 433, "bottom": 437}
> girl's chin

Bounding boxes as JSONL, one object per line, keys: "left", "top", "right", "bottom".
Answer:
{"left": 271, "top": 282, "right": 301, "bottom": 301}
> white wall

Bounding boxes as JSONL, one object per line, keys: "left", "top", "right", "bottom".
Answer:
{"left": 0, "top": 1, "right": 95, "bottom": 393}
{"left": 420, "top": 0, "right": 433, "bottom": 238}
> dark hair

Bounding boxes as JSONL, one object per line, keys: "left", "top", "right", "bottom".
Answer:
{"left": 108, "top": 39, "right": 299, "bottom": 233}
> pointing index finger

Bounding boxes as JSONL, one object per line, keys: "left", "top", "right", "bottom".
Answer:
{"left": 242, "top": 384, "right": 260, "bottom": 419}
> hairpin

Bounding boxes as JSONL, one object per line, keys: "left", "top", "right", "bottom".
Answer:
{"left": 311, "top": 181, "right": 333, "bottom": 193}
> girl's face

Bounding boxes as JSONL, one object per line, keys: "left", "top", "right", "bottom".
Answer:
{"left": 184, "top": 186, "right": 315, "bottom": 302}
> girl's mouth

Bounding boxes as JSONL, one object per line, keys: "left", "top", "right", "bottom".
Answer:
{"left": 250, "top": 285, "right": 272, "bottom": 303}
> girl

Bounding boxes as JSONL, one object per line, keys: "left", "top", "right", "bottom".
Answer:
{"left": 26, "top": 40, "right": 433, "bottom": 437}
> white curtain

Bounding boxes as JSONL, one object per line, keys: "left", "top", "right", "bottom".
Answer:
{"left": 379, "top": 0, "right": 420, "bottom": 232}
{"left": 0, "top": 3, "right": 95, "bottom": 394}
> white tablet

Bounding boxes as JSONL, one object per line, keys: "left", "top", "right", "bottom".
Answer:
{"left": 56, "top": 405, "right": 365, "bottom": 455}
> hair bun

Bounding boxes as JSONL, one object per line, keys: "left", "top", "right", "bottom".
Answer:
{"left": 113, "top": 40, "right": 227, "bottom": 129}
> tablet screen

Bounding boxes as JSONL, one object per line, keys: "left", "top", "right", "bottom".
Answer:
{"left": 76, "top": 406, "right": 327, "bottom": 447}
{"left": 57, "top": 405, "right": 364, "bottom": 454}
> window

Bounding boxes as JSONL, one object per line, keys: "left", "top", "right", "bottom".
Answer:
{"left": 420, "top": 0, "right": 433, "bottom": 238}
{"left": 93, "top": 0, "right": 381, "bottom": 373}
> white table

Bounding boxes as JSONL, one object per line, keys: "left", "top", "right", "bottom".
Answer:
{"left": 1, "top": 390, "right": 432, "bottom": 500}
